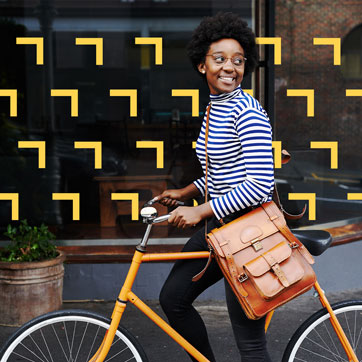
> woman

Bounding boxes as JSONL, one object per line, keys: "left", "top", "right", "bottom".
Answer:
{"left": 156, "top": 12, "right": 274, "bottom": 362}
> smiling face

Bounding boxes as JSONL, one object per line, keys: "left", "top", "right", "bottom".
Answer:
{"left": 198, "top": 38, "right": 245, "bottom": 95}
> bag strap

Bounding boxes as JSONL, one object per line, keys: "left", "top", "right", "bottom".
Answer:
{"left": 204, "top": 104, "right": 211, "bottom": 242}
{"left": 192, "top": 104, "right": 212, "bottom": 283}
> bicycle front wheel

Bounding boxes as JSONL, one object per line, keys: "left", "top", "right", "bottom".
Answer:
{"left": 283, "top": 300, "right": 362, "bottom": 362}
{"left": 0, "top": 309, "right": 148, "bottom": 362}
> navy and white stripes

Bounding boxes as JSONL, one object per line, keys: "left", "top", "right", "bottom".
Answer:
{"left": 193, "top": 86, "right": 274, "bottom": 220}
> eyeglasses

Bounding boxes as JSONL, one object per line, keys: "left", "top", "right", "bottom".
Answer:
{"left": 205, "top": 54, "right": 247, "bottom": 67}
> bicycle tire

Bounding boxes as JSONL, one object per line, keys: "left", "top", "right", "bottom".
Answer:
{"left": 0, "top": 309, "right": 149, "bottom": 362}
{"left": 282, "top": 300, "right": 362, "bottom": 362}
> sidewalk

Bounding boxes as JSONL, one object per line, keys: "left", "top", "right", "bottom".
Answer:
{"left": 1, "top": 288, "right": 362, "bottom": 362}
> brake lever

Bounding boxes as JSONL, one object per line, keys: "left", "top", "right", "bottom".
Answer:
{"left": 143, "top": 197, "right": 185, "bottom": 208}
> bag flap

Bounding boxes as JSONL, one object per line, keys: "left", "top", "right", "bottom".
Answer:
{"left": 245, "top": 242, "right": 291, "bottom": 277}
{"left": 207, "top": 205, "right": 281, "bottom": 256}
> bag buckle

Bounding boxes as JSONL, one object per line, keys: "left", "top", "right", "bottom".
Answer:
{"left": 238, "top": 273, "right": 248, "bottom": 283}
{"left": 251, "top": 238, "right": 263, "bottom": 252}
{"left": 291, "top": 242, "right": 299, "bottom": 249}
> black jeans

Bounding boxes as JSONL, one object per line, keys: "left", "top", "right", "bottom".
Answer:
{"left": 159, "top": 217, "right": 272, "bottom": 362}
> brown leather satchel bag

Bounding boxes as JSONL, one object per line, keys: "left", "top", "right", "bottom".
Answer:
{"left": 199, "top": 104, "right": 316, "bottom": 320}
{"left": 206, "top": 201, "right": 316, "bottom": 319}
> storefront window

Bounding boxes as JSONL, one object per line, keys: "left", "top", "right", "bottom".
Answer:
{"left": 0, "top": 0, "right": 255, "bottom": 241}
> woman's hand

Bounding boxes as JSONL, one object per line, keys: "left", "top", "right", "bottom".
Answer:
{"left": 168, "top": 206, "right": 203, "bottom": 229}
{"left": 155, "top": 189, "right": 184, "bottom": 207}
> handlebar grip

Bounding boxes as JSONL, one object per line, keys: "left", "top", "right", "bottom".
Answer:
{"left": 144, "top": 197, "right": 185, "bottom": 207}
{"left": 152, "top": 214, "right": 171, "bottom": 224}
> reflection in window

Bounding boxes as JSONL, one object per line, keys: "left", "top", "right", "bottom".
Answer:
{"left": 341, "top": 24, "right": 362, "bottom": 79}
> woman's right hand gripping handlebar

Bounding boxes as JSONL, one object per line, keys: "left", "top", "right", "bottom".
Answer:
{"left": 155, "top": 184, "right": 214, "bottom": 229}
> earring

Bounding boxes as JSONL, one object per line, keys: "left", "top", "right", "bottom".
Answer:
{"left": 202, "top": 70, "right": 206, "bottom": 74}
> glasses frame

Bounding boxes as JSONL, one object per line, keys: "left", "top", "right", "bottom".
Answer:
{"left": 205, "top": 54, "right": 247, "bottom": 67}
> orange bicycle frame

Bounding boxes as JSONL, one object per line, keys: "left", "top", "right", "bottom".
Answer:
{"left": 88, "top": 248, "right": 358, "bottom": 362}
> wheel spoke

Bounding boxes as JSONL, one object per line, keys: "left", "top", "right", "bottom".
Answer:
{"left": 51, "top": 324, "right": 70, "bottom": 362}
{"left": 300, "top": 346, "right": 347, "bottom": 362}
{"left": 105, "top": 346, "right": 130, "bottom": 362}
{"left": 74, "top": 322, "right": 89, "bottom": 362}
{"left": 12, "top": 351, "right": 39, "bottom": 362}
{"left": 304, "top": 336, "right": 346, "bottom": 361}
{"left": 18, "top": 342, "right": 47, "bottom": 362}
{"left": 322, "top": 321, "right": 345, "bottom": 362}
{"left": 343, "top": 312, "right": 355, "bottom": 351}
{"left": 62, "top": 321, "right": 72, "bottom": 361}
{"left": 40, "top": 329, "right": 54, "bottom": 362}
{"left": 70, "top": 321, "right": 77, "bottom": 361}
{"left": 355, "top": 314, "right": 362, "bottom": 349}
{"left": 86, "top": 325, "right": 101, "bottom": 362}
{"left": 29, "top": 335, "right": 50, "bottom": 362}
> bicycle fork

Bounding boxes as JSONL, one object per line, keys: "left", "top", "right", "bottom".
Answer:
{"left": 314, "top": 281, "right": 359, "bottom": 362}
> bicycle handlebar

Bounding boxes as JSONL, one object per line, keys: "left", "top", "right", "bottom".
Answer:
{"left": 141, "top": 197, "right": 184, "bottom": 225}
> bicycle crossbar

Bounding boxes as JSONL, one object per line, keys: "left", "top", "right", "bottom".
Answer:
{"left": 141, "top": 251, "right": 210, "bottom": 262}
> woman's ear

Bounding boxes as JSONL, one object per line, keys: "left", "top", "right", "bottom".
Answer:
{"left": 197, "top": 63, "right": 206, "bottom": 74}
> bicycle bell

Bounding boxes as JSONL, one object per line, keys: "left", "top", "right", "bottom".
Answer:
{"left": 140, "top": 206, "right": 158, "bottom": 223}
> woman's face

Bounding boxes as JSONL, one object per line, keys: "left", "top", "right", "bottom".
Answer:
{"left": 198, "top": 38, "right": 245, "bottom": 95}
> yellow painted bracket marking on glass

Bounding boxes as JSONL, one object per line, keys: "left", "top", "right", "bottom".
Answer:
{"left": 136, "top": 141, "right": 164, "bottom": 168}
{"left": 347, "top": 193, "right": 362, "bottom": 200}
{"left": 255, "top": 37, "right": 281, "bottom": 65}
{"left": 75, "top": 38, "right": 103, "bottom": 65}
{"left": 109, "top": 89, "right": 137, "bottom": 117}
{"left": 135, "top": 37, "right": 163, "bottom": 65}
{"left": 111, "top": 193, "right": 139, "bottom": 220}
{"left": 310, "top": 141, "right": 338, "bottom": 169}
{"left": 51, "top": 89, "right": 78, "bottom": 117}
{"left": 171, "top": 89, "right": 199, "bottom": 117}
{"left": 0, "top": 193, "right": 19, "bottom": 220}
{"left": 272, "top": 141, "right": 282, "bottom": 168}
{"left": 18, "top": 141, "right": 46, "bottom": 168}
{"left": 192, "top": 141, "right": 196, "bottom": 149}
{"left": 243, "top": 89, "right": 254, "bottom": 97}
{"left": 287, "top": 89, "right": 314, "bottom": 117}
{"left": 16, "top": 37, "right": 44, "bottom": 65}
{"left": 0, "top": 89, "right": 17, "bottom": 117}
{"left": 313, "top": 38, "right": 341, "bottom": 65}
{"left": 346, "top": 89, "right": 362, "bottom": 97}
{"left": 288, "top": 193, "right": 316, "bottom": 220}
{"left": 52, "top": 193, "right": 80, "bottom": 220}
{"left": 74, "top": 141, "right": 102, "bottom": 169}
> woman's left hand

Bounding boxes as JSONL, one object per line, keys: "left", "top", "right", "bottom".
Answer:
{"left": 168, "top": 206, "right": 203, "bottom": 229}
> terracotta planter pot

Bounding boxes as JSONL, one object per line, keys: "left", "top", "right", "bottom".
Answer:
{"left": 0, "top": 250, "right": 65, "bottom": 326}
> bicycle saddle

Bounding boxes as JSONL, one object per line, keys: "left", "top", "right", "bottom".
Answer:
{"left": 291, "top": 229, "right": 332, "bottom": 256}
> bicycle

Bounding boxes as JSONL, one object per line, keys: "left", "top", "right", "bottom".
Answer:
{"left": 1, "top": 197, "right": 361, "bottom": 362}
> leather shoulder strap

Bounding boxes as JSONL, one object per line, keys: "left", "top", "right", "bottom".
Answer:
{"left": 204, "top": 104, "right": 211, "bottom": 241}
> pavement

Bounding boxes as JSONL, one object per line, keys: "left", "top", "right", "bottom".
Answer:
{"left": 1, "top": 288, "right": 362, "bottom": 362}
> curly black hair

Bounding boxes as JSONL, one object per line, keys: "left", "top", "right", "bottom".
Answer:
{"left": 187, "top": 12, "right": 258, "bottom": 77}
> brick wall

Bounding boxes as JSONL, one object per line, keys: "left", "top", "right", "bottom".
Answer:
{"left": 275, "top": 0, "right": 362, "bottom": 169}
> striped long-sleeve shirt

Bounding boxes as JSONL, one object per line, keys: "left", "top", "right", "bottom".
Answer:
{"left": 193, "top": 86, "right": 274, "bottom": 220}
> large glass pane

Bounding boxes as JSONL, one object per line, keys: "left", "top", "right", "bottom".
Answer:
{"left": 0, "top": 0, "right": 255, "bottom": 242}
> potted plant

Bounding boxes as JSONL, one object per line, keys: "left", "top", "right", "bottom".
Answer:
{"left": 0, "top": 220, "right": 65, "bottom": 326}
